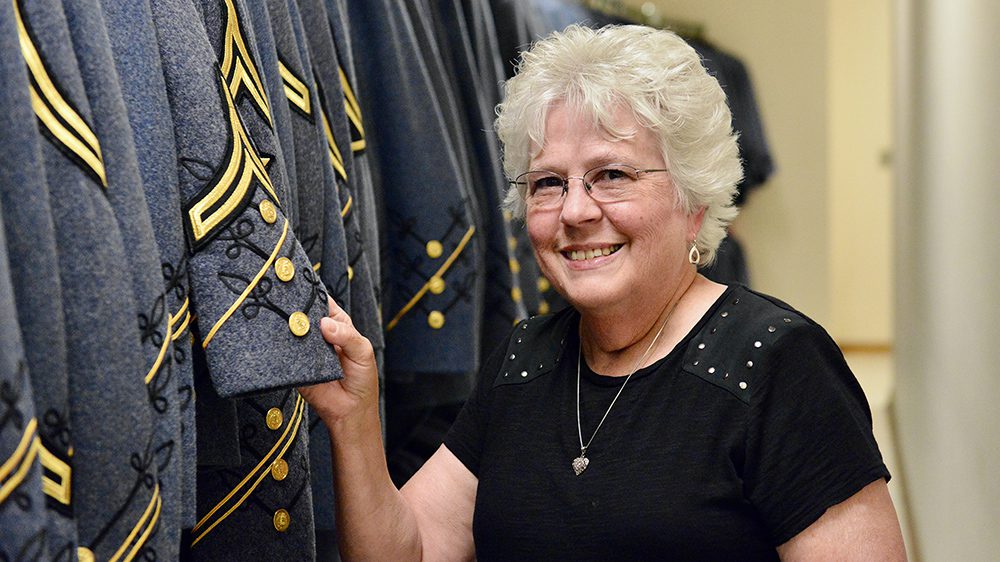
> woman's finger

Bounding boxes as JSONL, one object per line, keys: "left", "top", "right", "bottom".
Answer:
{"left": 327, "top": 295, "right": 353, "bottom": 326}
{"left": 320, "top": 315, "right": 374, "bottom": 370}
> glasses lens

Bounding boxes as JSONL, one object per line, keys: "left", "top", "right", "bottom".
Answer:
{"left": 584, "top": 164, "right": 640, "bottom": 203}
{"left": 521, "top": 171, "right": 565, "bottom": 208}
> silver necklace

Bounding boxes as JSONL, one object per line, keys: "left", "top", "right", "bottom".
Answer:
{"left": 572, "top": 301, "right": 680, "bottom": 476}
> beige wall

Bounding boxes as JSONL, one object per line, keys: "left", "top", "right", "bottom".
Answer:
{"left": 621, "top": 0, "right": 894, "bottom": 345}
{"left": 828, "top": 0, "right": 894, "bottom": 344}
{"left": 631, "top": 0, "right": 833, "bottom": 324}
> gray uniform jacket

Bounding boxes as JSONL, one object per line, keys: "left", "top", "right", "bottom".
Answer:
{"left": 0, "top": 0, "right": 77, "bottom": 556}
{"left": 97, "top": 0, "right": 199, "bottom": 529}
{"left": 348, "top": 0, "right": 484, "bottom": 395}
{"left": 148, "top": 0, "right": 341, "bottom": 557}
{"left": 15, "top": 0, "right": 165, "bottom": 558}
{"left": 0, "top": 201, "right": 50, "bottom": 561}
{"left": 427, "top": 0, "right": 527, "bottom": 350}
{"left": 60, "top": 0, "right": 187, "bottom": 556}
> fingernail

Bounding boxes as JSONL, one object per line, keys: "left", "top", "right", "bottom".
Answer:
{"left": 320, "top": 317, "right": 335, "bottom": 331}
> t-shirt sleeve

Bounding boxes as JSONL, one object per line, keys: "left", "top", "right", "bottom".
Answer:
{"left": 443, "top": 330, "right": 513, "bottom": 477}
{"left": 743, "top": 321, "right": 890, "bottom": 545}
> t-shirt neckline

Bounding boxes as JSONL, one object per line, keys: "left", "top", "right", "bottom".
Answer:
{"left": 577, "top": 284, "right": 738, "bottom": 386}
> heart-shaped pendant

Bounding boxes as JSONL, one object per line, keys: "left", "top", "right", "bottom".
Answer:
{"left": 572, "top": 456, "right": 589, "bottom": 476}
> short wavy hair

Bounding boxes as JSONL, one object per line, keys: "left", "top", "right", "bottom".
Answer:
{"left": 495, "top": 24, "right": 742, "bottom": 265}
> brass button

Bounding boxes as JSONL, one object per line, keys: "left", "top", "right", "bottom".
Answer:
{"left": 77, "top": 548, "right": 95, "bottom": 562}
{"left": 273, "top": 509, "right": 290, "bottom": 532}
{"left": 428, "top": 276, "right": 445, "bottom": 294}
{"left": 427, "top": 311, "right": 445, "bottom": 329}
{"left": 347, "top": 265, "right": 354, "bottom": 281}
{"left": 509, "top": 258, "right": 520, "bottom": 274}
{"left": 507, "top": 236, "right": 517, "bottom": 251}
{"left": 274, "top": 257, "right": 295, "bottom": 282}
{"left": 425, "top": 240, "right": 443, "bottom": 259}
{"left": 538, "top": 300, "right": 550, "bottom": 315}
{"left": 537, "top": 277, "right": 551, "bottom": 292}
{"left": 259, "top": 199, "right": 277, "bottom": 224}
{"left": 266, "top": 408, "right": 283, "bottom": 430}
{"left": 511, "top": 287, "right": 522, "bottom": 303}
{"left": 502, "top": 210, "right": 513, "bottom": 221}
{"left": 271, "top": 458, "right": 289, "bottom": 481}
{"left": 288, "top": 311, "right": 310, "bottom": 337}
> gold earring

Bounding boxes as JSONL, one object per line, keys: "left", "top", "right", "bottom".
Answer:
{"left": 688, "top": 243, "right": 701, "bottom": 265}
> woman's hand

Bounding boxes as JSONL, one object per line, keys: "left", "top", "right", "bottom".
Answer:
{"left": 299, "top": 297, "right": 378, "bottom": 428}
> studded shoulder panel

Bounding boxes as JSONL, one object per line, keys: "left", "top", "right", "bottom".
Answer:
{"left": 681, "top": 288, "right": 812, "bottom": 405}
{"left": 492, "top": 309, "right": 577, "bottom": 388}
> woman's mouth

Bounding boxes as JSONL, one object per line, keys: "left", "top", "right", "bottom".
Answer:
{"left": 562, "top": 244, "right": 623, "bottom": 262}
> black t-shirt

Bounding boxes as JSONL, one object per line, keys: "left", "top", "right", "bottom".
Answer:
{"left": 444, "top": 285, "right": 889, "bottom": 561}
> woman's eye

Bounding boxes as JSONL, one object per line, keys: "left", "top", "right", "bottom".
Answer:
{"left": 533, "top": 176, "right": 564, "bottom": 190}
{"left": 602, "top": 168, "right": 631, "bottom": 181}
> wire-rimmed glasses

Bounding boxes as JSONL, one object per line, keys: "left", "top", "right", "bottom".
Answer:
{"left": 510, "top": 163, "right": 670, "bottom": 210}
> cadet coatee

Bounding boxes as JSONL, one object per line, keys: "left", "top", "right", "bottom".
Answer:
{"left": 14, "top": 0, "right": 165, "bottom": 558}
{"left": 147, "top": 0, "right": 342, "bottom": 558}
{"left": 0, "top": 0, "right": 77, "bottom": 556}
{"left": 272, "top": 0, "right": 357, "bottom": 544}
{"left": 97, "top": 0, "right": 199, "bottom": 530}
{"left": 61, "top": 0, "right": 187, "bottom": 555}
{"left": 348, "top": 0, "right": 484, "bottom": 402}
{"left": 0, "top": 0, "right": 546, "bottom": 557}
{"left": 0, "top": 200, "right": 50, "bottom": 560}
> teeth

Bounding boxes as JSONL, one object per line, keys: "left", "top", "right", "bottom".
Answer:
{"left": 566, "top": 245, "right": 621, "bottom": 261}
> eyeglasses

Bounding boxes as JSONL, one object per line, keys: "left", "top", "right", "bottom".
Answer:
{"left": 510, "top": 163, "right": 670, "bottom": 209}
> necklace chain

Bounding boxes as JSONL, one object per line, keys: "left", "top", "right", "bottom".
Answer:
{"left": 572, "top": 278, "right": 693, "bottom": 476}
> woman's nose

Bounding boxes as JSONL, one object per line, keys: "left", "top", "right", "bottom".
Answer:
{"left": 559, "top": 177, "right": 602, "bottom": 225}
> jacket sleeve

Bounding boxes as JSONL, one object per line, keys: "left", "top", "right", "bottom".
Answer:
{"left": 150, "top": 0, "right": 343, "bottom": 399}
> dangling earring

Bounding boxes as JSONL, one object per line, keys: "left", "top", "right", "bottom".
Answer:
{"left": 688, "top": 242, "right": 701, "bottom": 265}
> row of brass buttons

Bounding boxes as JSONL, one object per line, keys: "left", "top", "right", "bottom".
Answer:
{"left": 265, "top": 408, "right": 291, "bottom": 532}
{"left": 259, "top": 199, "right": 313, "bottom": 339}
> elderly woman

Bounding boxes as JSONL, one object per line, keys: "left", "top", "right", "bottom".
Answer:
{"left": 302, "top": 24, "right": 905, "bottom": 560}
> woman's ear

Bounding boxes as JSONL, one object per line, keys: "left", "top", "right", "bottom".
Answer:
{"left": 688, "top": 206, "right": 707, "bottom": 240}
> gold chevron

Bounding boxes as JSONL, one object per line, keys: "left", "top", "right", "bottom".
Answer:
{"left": 219, "top": 0, "right": 271, "bottom": 125}
{"left": 38, "top": 441, "right": 71, "bottom": 506}
{"left": 278, "top": 61, "right": 311, "bottom": 116}
{"left": 0, "top": 418, "right": 40, "bottom": 503}
{"left": 320, "top": 111, "right": 347, "bottom": 181}
{"left": 14, "top": 0, "right": 106, "bottom": 187}
{"left": 386, "top": 226, "right": 476, "bottom": 331}
{"left": 187, "top": 74, "right": 279, "bottom": 243}
{"left": 338, "top": 66, "right": 365, "bottom": 152}
{"left": 191, "top": 395, "right": 305, "bottom": 546}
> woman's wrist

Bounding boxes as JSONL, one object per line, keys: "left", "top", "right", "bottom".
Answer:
{"left": 326, "top": 400, "right": 382, "bottom": 448}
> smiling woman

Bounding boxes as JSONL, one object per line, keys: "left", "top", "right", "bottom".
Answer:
{"left": 299, "top": 24, "right": 907, "bottom": 561}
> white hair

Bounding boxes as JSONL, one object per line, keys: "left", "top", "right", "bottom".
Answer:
{"left": 495, "top": 24, "right": 743, "bottom": 265}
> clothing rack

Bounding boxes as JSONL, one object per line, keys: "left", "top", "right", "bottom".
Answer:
{"left": 582, "top": 0, "right": 705, "bottom": 39}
